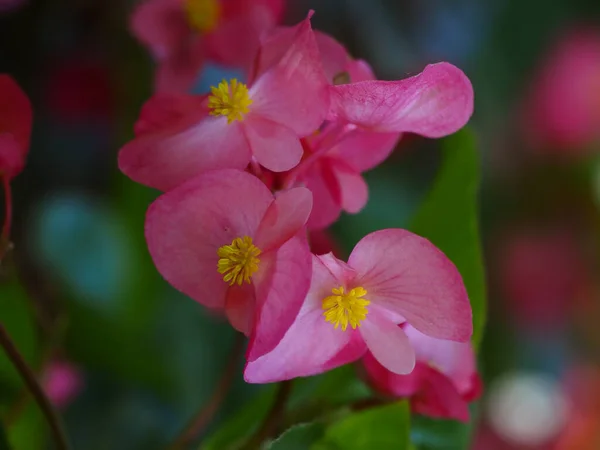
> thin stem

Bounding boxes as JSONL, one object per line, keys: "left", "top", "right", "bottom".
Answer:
{"left": 242, "top": 380, "right": 293, "bottom": 449}
{"left": 0, "top": 176, "right": 12, "bottom": 261}
{"left": 167, "top": 333, "right": 246, "bottom": 450}
{"left": 0, "top": 322, "right": 71, "bottom": 450}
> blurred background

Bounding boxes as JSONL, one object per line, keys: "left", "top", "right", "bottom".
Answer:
{"left": 2, "top": 0, "right": 600, "bottom": 448}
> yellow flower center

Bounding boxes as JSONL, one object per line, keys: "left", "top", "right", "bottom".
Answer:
{"left": 184, "top": 0, "right": 221, "bottom": 33}
{"left": 322, "top": 286, "right": 370, "bottom": 331}
{"left": 217, "top": 236, "right": 261, "bottom": 285}
{"left": 208, "top": 79, "right": 253, "bottom": 124}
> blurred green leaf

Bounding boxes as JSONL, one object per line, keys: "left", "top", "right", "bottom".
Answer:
{"left": 410, "top": 413, "right": 475, "bottom": 450}
{"left": 0, "top": 279, "right": 38, "bottom": 388}
{"left": 7, "top": 403, "right": 45, "bottom": 450}
{"left": 409, "top": 128, "right": 487, "bottom": 348}
{"left": 313, "top": 402, "right": 410, "bottom": 450}
{"left": 201, "top": 386, "right": 277, "bottom": 450}
{"left": 0, "top": 423, "right": 10, "bottom": 450}
{"left": 267, "top": 423, "right": 325, "bottom": 450}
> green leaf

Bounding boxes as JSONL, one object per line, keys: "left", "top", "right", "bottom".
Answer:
{"left": 313, "top": 402, "right": 410, "bottom": 450}
{"left": 0, "top": 279, "right": 38, "bottom": 388}
{"left": 267, "top": 423, "right": 325, "bottom": 450}
{"left": 7, "top": 403, "right": 45, "bottom": 450}
{"left": 410, "top": 413, "right": 476, "bottom": 450}
{"left": 409, "top": 128, "right": 487, "bottom": 348}
{"left": 201, "top": 386, "right": 277, "bottom": 450}
{"left": 0, "top": 423, "right": 11, "bottom": 450}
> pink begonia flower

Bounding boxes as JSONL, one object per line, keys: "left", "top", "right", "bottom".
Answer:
{"left": 119, "top": 14, "right": 329, "bottom": 192}
{"left": 145, "top": 169, "right": 313, "bottom": 360}
{"left": 280, "top": 33, "right": 474, "bottom": 229}
{"left": 42, "top": 360, "right": 84, "bottom": 409}
{"left": 522, "top": 28, "right": 600, "bottom": 153}
{"left": 495, "top": 227, "right": 587, "bottom": 328}
{"left": 363, "top": 324, "right": 482, "bottom": 422}
{"left": 0, "top": 75, "right": 32, "bottom": 180}
{"left": 130, "top": 0, "right": 284, "bottom": 93}
{"left": 244, "top": 229, "right": 472, "bottom": 382}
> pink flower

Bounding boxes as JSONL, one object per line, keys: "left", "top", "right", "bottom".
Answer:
{"left": 119, "top": 14, "right": 329, "bottom": 192}
{"left": 363, "top": 324, "right": 482, "bottom": 422}
{"left": 495, "top": 226, "right": 587, "bottom": 328}
{"left": 145, "top": 169, "right": 313, "bottom": 360}
{"left": 42, "top": 360, "right": 84, "bottom": 409}
{"left": 244, "top": 229, "right": 472, "bottom": 382}
{"left": 0, "top": 75, "right": 32, "bottom": 180}
{"left": 522, "top": 27, "right": 600, "bottom": 153}
{"left": 280, "top": 33, "right": 473, "bottom": 229}
{"left": 130, "top": 0, "right": 284, "bottom": 93}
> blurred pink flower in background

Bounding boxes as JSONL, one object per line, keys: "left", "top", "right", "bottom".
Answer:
{"left": 130, "top": 0, "right": 284, "bottom": 93}
{"left": 363, "top": 324, "right": 481, "bottom": 422}
{"left": 495, "top": 226, "right": 587, "bottom": 328}
{"left": 0, "top": 0, "right": 26, "bottom": 13}
{"left": 42, "top": 360, "right": 84, "bottom": 409}
{"left": 522, "top": 27, "right": 600, "bottom": 154}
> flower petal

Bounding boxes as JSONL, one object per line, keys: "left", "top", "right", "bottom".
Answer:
{"left": 303, "top": 158, "right": 343, "bottom": 230}
{"left": 129, "top": 0, "right": 188, "bottom": 61}
{"left": 145, "top": 169, "right": 273, "bottom": 310}
{"left": 247, "top": 233, "right": 312, "bottom": 361}
{"left": 245, "top": 254, "right": 354, "bottom": 382}
{"left": 243, "top": 117, "right": 303, "bottom": 172}
{"left": 133, "top": 93, "right": 207, "bottom": 136}
{"left": 349, "top": 229, "right": 472, "bottom": 342}
{"left": 225, "top": 283, "right": 256, "bottom": 335}
{"left": 335, "top": 130, "right": 401, "bottom": 172}
{"left": 328, "top": 62, "right": 474, "bottom": 138}
{"left": 250, "top": 14, "right": 329, "bottom": 136}
{"left": 0, "top": 75, "right": 32, "bottom": 155}
{"left": 255, "top": 187, "right": 313, "bottom": 252}
{"left": 119, "top": 114, "right": 251, "bottom": 191}
{"left": 0, "top": 134, "right": 24, "bottom": 179}
{"left": 360, "top": 308, "right": 415, "bottom": 375}
{"left": 333, "top": 162, "right": 368, "bottom": 214}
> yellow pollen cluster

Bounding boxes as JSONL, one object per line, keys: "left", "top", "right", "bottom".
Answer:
{"left": 184, "top": 0, "right": 221, "bottom": 33}
{"left": 217, "top": 236, "right": 261, "bottom": 285}
{"left": 208, "top": 79, "right": 253, "bottom": 124}
{"left": 322, "top": 286, "right": 370, "bottom": 331}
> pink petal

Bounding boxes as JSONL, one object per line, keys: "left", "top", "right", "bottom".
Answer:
{"left": 0, "top": 74, "right": 32, "bottom": 155}
{"left": 335, "top": 130, "right": 401, "bottom": 172}
{"left": 255, "top": 187, "right": 313, "bottom": 252}
{"left": 244, "top": 254, "right": 355, "bottom": 382}
{"left": 246, "top": 233, "right": 312, "bottom": 361}
{"left": 347, "top": 59, "right": 376, "bottom": 83}
{"left": 328, "top": 62, "right": 474, "bottom": 138}
{"left": 404, "top": 324, "right": 477, "bottom": 395}
{"left": 203, "top": 2, "right": 280, "bottom": 69}
{"left": 316, "top": 252, "right": 357, "bottom": 286}
{"left": 134, "top": 93, "right": 207, "bottom": 136}
{"left": 154, "top": 45, "right": 205, "bottom": 94}
{"left": 363, "top": 350, "right": 421, "bottom": 396}
{"left": 303, "top": 158, "right": 343, "bottom": 230}
{"left": 359, "top": 308, "right": 415, "bottom": 374}
{"left": 333, "top": 162, "right": 368, "bottom": 214}
{"left": 348, "top": 229, "right": 472, "bottom": 342}
{"left": 42, "top": 360, "right": 84, "bottom": 409}
{"left": 119, "top": 114, "right": 251, "bottom": 191}
{"left": 242, "top": 117, "right": 303, "bottom": 172}
{"left": 225, "top": 283, "right": 256, "bottom": 335}
{"left": 129, "top": 0, "right": 189, "bottom": 61}
{"left": 412, "top": 365, "right": 471, "bottom": 422}
{"left": 145, "top": 169, "right": 273, "bottom": 310}
{"left": 0, "top": 134, "right": 25, "bottom": 179}
{"left": 315, "top": 31, "right": 351, "bottom": 83}
{"left": 250, "top": 14, "right": 329, "bottom": 136}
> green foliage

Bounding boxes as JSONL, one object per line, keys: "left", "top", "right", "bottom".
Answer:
{"left": 0, "top": 423, "right": 10, "bottom": 450}
{"left": 0, "top": 279, "right": 38, "bottom": 388}
{"left": 267, "top": 423, "right": 325, "bottom": 450}
{"left": 6, "top": 403, "right": 45, "bottom": 450}
{"left": 409, "top": 128, "right": 487, "bottom": 348}
{"left": 410, "top": 413, "right": 476, "bottom": 450}
{"left": 201, "top": 386, "right": 277, "bottom": 450}
{"left": 312, "top": 402, "right": 411, "bottom": 450}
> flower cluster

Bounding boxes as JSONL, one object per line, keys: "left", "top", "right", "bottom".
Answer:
{"left": 123, "top": 8, "right": 479, "bottom": 420}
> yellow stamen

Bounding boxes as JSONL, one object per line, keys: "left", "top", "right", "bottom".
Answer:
{"left": 208, "top": 79, "right": 253, "bottom": 124}
{"left": 322, "top": 286, "right": 370, "bottom": 331}
{"left": 184, "top": 0, "right": 221, "bottom": 33}
{"left": 217, "top": 236, "right": 261, "bottom": 285}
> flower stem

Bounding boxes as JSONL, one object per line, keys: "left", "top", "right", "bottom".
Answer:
{"left": 0, "top": 322, "right": 71, "bottom": 450}
{"left": 167, "top": 333, "right": 246, "bottom": 450}
{"left": 242, "top": 380, "right": 293, "bottom": 449}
